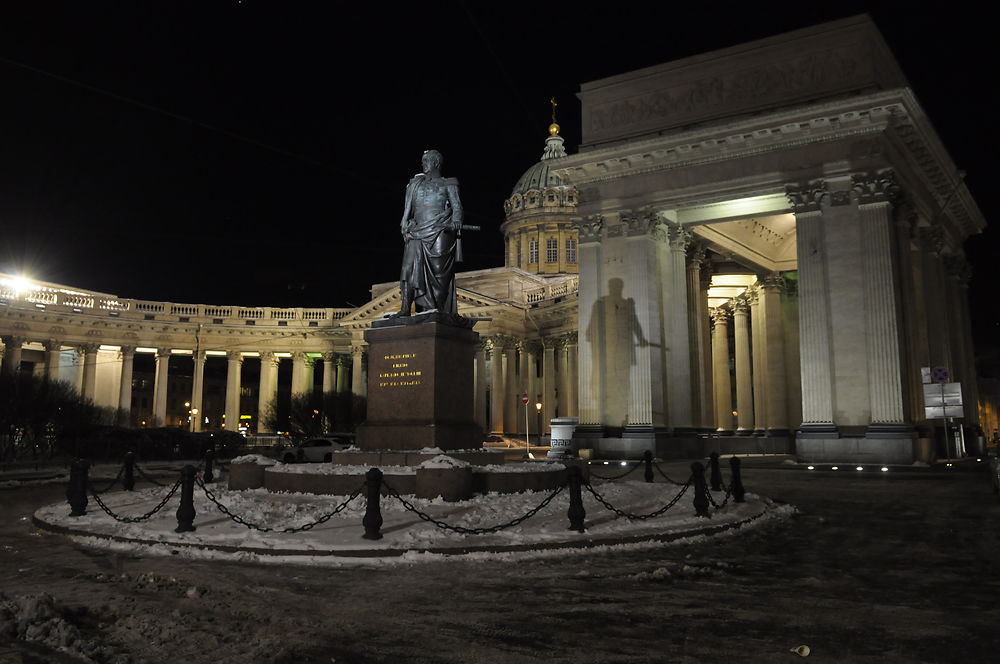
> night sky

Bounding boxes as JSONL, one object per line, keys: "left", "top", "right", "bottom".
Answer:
{"left": 1, "top": 2, "right": 997, "bottom": 351}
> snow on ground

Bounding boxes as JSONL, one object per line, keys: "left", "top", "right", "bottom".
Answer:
{"left": 33, "top": 476, "right": 791, "bottom": 568}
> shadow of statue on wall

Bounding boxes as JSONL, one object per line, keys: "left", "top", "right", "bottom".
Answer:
{"left": 585, "top": 277, "right": 648, "bottom": 429}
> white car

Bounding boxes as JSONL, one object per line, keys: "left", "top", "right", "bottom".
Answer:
{"left": 282, "top": 436, "right": 352, "bottom": 463}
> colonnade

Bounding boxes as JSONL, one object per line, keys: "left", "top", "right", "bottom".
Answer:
{"left": 0, "top": 337, "right": 364, "bottom": 433}
{"left": 702, "top": 277, "right": 792, "bottom": 436}
{"left": 478, "top": 332, "right": 578, "bottom": 436}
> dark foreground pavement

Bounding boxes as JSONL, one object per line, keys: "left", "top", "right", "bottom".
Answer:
{"left": 1, "top": 460, "right": 998, "bottom": 663}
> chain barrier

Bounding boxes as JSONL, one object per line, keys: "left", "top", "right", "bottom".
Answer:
{"left": 134, "top": 463, "right": 168, "bottom": 487}
{"left": 197, "top": 478, "right": 365, "bottom": 533}
{"left": 705, "top": 484, "right": 733, "bottom": 510}
{"left": 588, "top": 462, "right": 641, "bottom": 481}
{"left": 583, "top": 477, "right": 692, "bottom": 520}
{"left": 652, "top": 461, "right": 687, "bottom": 486}
{"left": 87, "top": 465, "right": 124, "bottom": 495}
{"left": 382, "top": 479, "right": 564, "bottom": 535}
{"left": 91, "top": 479, "right": 182, "bottom": 523}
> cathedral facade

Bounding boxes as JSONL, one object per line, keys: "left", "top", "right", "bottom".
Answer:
{"left": 0, "top": 16, "right": 987, "bottom": 464}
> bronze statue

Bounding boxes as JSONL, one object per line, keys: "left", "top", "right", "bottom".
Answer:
{"left": 397, "top": 149, "right": 464, "bottom": 316}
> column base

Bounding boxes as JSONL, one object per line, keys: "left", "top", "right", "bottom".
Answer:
{"left": 796, "top": 423, "right": 840, "bottom": 439}
{"left": 866, "top": 423, "right": 915, "bottom": 439}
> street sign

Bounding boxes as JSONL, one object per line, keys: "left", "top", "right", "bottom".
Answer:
{"left": 521, "top": 393, "right": 529, "bottom": 404}
{"left": 930, "top": 366, "right": 949, "bottom": 383}
{"left": 923, "top": 382, "right": 963, "bottom": 419}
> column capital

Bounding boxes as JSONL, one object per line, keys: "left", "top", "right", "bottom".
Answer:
{"left": 226, "top": 350, "right": 243, "bottom": 362}
{"left": 785, "top": 180, "right": 827, "bottom": 213}
{"left": 745, "top": 283, "right": 760, "bottom": 305}
{"left": 322, "top": 351, "right": 338, "bottom": 363}
{"left": 350, "top": 344, "right": 366, "bottom": 357}
{"left": 732, "top": 297, "right": 749, "bottom": 315}
{"left": 666, "top": 222, "right": 692, "bottom": 250}
{"left": 576, "top": 215, "right": 604, "bottom": 243}
{"left": 119, "top": 345, "right": 136, "bottom": 359}
{"left": 686, "top": 239, "right": 708, "bottom": 266}
{"left": 919, "top": 226, "right": 946, "bottom": 255}
{"left": 943, "top": 254, "right": 973, "bottom": 285}
{"left": 336, "top": 355, "right": 350, "bottom": 368}
{"left": 852, "top": 170, "right": 901, "bottom": 205}
{"left": 44, "top": 339, "right": 62, "bottom": 352}
{"left": 259, "top": 350, "right": 275, "bottom": 362}
{"left": 560, "top": 331, "right": 578, "bottom": 347}
{"left": 80, "top": 342, "right": 102, "bottom": 355}
{"left": 710, "top": 306, "right": 731, "bottom": 325}
{"left": 2, "top": 335, "right": 27, "bottom": 347}
{"left": 191, "top": 349, "right": 206, "bottom": 362}
{"left": 622, "top": 210, "right": 665, "bottom": 239}
{"left": 759, "top": 273, "right": 786, "bottom": 292}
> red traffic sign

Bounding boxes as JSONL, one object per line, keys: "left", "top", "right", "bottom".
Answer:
{"left": 521, "top": 393, "right": 529, "bottom": 404}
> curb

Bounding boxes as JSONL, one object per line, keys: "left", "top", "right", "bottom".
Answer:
{"left": 32, "top": 502, "right": 775, "bottom": 559}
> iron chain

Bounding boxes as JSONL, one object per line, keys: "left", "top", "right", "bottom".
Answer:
{"left": 705, "top": 484, "right": 733, "bottom": 510}
{"left": 91, "top": 480, "right": 181, "bottom": 523}
{"left": 134, "top": 463, "right": 168, "bottom": 487}
{"left": 197, "top": 478, "right": 365, "bottom": 533}
{"left": 584, "top": 478, "right": 691, "bottom": 520}
{"left": 382, "top": 479, "right": 564, "bottom": 535}
{"left": 653, "top": 461, "right": 687, "bottom": 486}
{"left": 88, "top": 465, "right": 124, "bottom": 495}
{"left": 588, "top": 463, "right": 641, "bottom": 481}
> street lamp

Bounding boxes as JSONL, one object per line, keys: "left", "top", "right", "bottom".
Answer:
{"left": 535, "top": 401, "right": 543, "bottom": 446}
{"left": 190, "top": 408, "right": 199, "bottom": 433}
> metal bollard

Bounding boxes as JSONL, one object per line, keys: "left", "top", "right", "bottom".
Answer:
{"left": 709, "top": 451, "right": 722, "bottom": 492}
{"left": 67, "top": 458, "right": 90, "bottom": 517}
{"left": 122, "top": 451, "right": 135, "bottom": 491}
{"left": 204, "top": 447, "right": 215, "bottom": 484}
{"left": 691, "top": 461, "right": 710, "bottom": 518}
{"left": 362, "top": 468, "right": 384, "bottom": 540}
{"left": 729, "top": 456, "right": 745, "bottom": 503}
{"left": 174, "top": 465, "right": 197, "bottom": 533}
{"left": 643, "top": 450, "right": 654, "bottom": 483}
{"left": 566, "top": 465, "right": 586, "bottom": 532}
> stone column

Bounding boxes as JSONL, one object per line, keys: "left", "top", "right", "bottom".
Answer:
{"left": 788, "top": 182, "right": 836, "bottom": 435}
{"left": 686, "top": 244, "right": 708, "bottom": 430}
{"left": 152, "top": 348, "right": 170, "bottom": 426}
{"left": 542, "top": 338, "right": 557, "bottom": 434}
{"left": 665, "top": 223, "right": 693, "bottom": 431}
{"left": 576, "top": 216, "right": 604, "bottom": 430}
{"left": 74, "top": 350, "right": 84, "bottom": 393}
{"left": 699, "top": 260, "right": 715, "bottom": 429}
{"left": 489, "top": 338, "right": 505, "bottom": 435}
{"left": 322, "top": 352, "right": 337, "bottom": 394}
{"left": 1, "top": 336, "right": 25, "bottom": 376}
{"left": 257, "top": 351, "right": 279, "bottom": 433}
{"left": 475, "top": 342, "right": 488, "bottom": 432}
{"left": 351, "top": 346, "right": 366, "bottom": 397}
{"left": 711, "top": 308, "right": 733, "bottom": 434}
{"left": 517, "top": 342, "right": 530, "bottom": 435}
{"left": 336, "top": 355, "right": 349, "bottom": 394}
{"left": 225, "top": 351, "right": 242, "bottom": 431}
{"left": 855, "top": 173, "right": 908, "bottom": 432}
{"left": 748, "top": 285, "right": 766, "bottom": 435}
{"left": 760, "top": 276, "right": 789, "bottom": 434}
{"left": 566, "top": 334, "right": 578, "bottom": 418}
{"left": 44, "top": 340, "right": 62, "bottom": 381}
{"left": 118, "top": 346, "right": 136, "bottom": 420}
{"left": 291, "top": 351, "right": 308, "bottom": 395}
{"left": 503, "top": 344, "right": 517, "bottom": 435}
{"left": 190, "top": 350, "right": 205, "bottom": 433}
{"left": 623, "top": 215, "right": 657, "bottom": 432}
{"left": 733, "top": 298, "right": 754, "bottom": 434}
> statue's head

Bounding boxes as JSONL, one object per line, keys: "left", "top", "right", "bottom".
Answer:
{"left": 422, "top": 149, "right": 443, "bottom": 173}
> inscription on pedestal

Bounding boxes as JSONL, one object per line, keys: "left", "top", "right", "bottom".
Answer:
{"left": 377, "top": 353, "right": 423, "bottom": 388}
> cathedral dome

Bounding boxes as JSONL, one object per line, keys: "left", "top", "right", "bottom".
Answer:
{"left": 503, "top": 132, "right": 578, "bottom": 217}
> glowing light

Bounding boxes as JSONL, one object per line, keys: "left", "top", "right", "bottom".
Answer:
{"left": 946, "top": 463, "right": 953, "bottom": 467}
{"left": 881, "top": 467, "right": 888, "bottom": 472}
{"left": 620, "top": 461, "right": 628, "bottom": 466}
{"left": 856, "top": 466, "right": 863, "bottom": 471}
{"left": 831, "top": 466, "right": 839, "bottom": 470}
{"left": 9, "top": 276, "right": 31, "bottom": 294}
{"left": 603, "top": 461, "right": 609, "bottom": 465}
{"left": 977, "top": 458, "right": 982, "bottom": 462}
{"left": 807, "top": 465, "right": 814, "bottom": 470}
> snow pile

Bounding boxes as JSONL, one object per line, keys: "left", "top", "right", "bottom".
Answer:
{"left": 418, "top": 455, "right": 471, "bottom": 469}
{"left": 268, "top": 464, "right": 416, "bottom": 475}
{"left": 230, "top": 454, "right": 277, "bottom": 466}
{"left": 473, "top": 461, "right": 565, "bottom": 473}
{"left": 0, "top": 592, "right": 129, "bottom": 663}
